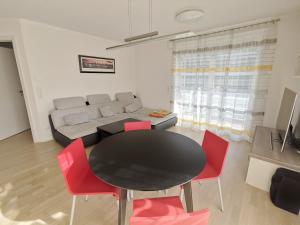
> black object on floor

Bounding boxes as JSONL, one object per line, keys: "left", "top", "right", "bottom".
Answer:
{"left": 270, "top": 168, "right": 300, "bottom": 214}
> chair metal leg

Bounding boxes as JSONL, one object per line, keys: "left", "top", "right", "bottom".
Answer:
{"left": 217, "top": 177, "right": 224, "bottom": 212}
{"left": 85, "top": 195, "right": 88, "bottom": 201}
{"left": 180, "top": 188, "right": 184, "bottom": 201}
{"left": 130, "top": 190, "right": 134, "bottom": 199}
{"left": 127, "top": 190, "right": 131, "bottom": 201}
{"left": 69, "top": 196, "right": 76, "bottom": 225}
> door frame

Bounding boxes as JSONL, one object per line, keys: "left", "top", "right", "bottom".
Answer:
{"left": 0, "top": 35, "right": 39, "bottom": 142}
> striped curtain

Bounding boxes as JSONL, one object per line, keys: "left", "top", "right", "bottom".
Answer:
{"left": 171, "top": 22, "right": 278, "bottom": 141}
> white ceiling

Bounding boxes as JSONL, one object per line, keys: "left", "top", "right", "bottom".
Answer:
{"left": 1, "top": 0, "right": 300, "bottom": 41}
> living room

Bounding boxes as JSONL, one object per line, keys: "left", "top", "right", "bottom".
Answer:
{"left": 0, "top": 0, "right": 300, "bottom": 225}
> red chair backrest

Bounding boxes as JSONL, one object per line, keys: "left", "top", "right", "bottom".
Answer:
{"left": 57, "top": 138, "right": 90, "bottom": 194}
{"left": 130, "top": 209, "right": 209, "bottom": 225}
{"left": 202, "top": 130, "right": 229, "bottom": 177}
{"left": 124, "top": 121, "right": 152, "bottom": 132}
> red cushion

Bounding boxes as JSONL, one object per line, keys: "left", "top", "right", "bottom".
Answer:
{"left": 133, "top": 196, "right": 185, "bottom": 217}
{"left": 124, "top": 121, "right": 152, "bottom": 132}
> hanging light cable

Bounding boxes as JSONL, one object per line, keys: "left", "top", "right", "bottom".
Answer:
{"left": 128, "top": 0, "right": 132, "bottom": 36}
{"left": 149, "top": 0, "right": 152, "bottom": 33}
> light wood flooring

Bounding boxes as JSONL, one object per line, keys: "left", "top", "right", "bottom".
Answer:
{"left": 0, "top": 127, "right": 299, "bottom": 225}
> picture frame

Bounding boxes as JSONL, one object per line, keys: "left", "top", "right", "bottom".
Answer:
{"left": 78, "top": 55, "right": 115, "bottom": 73}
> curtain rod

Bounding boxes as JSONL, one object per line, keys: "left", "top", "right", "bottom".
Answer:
{"left": 170, "top": 18, "right": 280, "bottom": 42}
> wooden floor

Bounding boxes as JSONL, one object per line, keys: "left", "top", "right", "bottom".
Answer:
{"left": 0, "top": 127, "right": 299, "bottom": 225}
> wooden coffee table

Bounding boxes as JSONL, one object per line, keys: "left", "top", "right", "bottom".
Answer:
{"left": 97, "top": 118, "right": 141, "bottom": 138}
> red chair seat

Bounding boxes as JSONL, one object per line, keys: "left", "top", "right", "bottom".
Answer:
{"left": 133, "top": 196, "right": 185, "bottom": 217}
{"left": 131, "top": 196, "right": 209, "bottom": 225}
{"left": 72, "top": 172, "right": 119, "bottom": 196}
{"left": 194, "top": 163, "right": 219, "bottom": 181}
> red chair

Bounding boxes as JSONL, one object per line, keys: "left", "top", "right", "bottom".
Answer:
{"left": 181, "top": 130, "right": 229, "bottom": 211}
{"left": 130, "top": 196, "right": 210, "bottom": 225}
{"left": 124, "top": 121, "right": 152, "bottom": 132}
{"left": 57, "top": 138, "right": 119, "bottom": 225}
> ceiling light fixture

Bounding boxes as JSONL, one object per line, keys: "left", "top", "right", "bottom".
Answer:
{"left": 175, "top": 8, "right": 204, "bottom": 23}
{"left": 106, "top": 30, "right": 190, "bottom": 50}
{"left": 106, "top": 0, "right": 193, "bottom": 50}
{"left": 123, "top": 0, "right": 159, "bottom": 42}
{"left": 124, "top": 31, "right": 159, "bottom": 42}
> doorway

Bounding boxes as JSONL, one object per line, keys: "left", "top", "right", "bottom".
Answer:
{"left": 0, "top": 42, "right": 31, "bottom": 140}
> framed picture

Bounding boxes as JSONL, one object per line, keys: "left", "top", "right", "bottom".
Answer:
{"left": 78, "top": 55, "right": 115, "bottom": 73}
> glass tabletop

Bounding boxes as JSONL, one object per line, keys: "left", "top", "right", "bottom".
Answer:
{"left": 89, "top": 130, "right": 206, "bottom": 191}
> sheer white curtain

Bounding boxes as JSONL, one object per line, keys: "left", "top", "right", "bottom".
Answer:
{"left": 171, "top": 22, "right": 278, "bottom": 141}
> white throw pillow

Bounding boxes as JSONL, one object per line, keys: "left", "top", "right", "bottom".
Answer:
{"left": 85, "top": 105, "right": 102, "bottom": 120}
{"left": 109, "top": 101, "right": 124, "bottom": 114}
{"left": 64, "top": 112, "right": 89, "bottom": 125}
{"left": 125, "top": 100, "right": 142, "bottom": 113}
{"left": 99, "top": 105, "right": 115, "bottom": 117}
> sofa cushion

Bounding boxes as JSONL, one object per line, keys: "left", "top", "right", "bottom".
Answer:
{"left": 87, "top": 94, "right": 111, "bottom": 105}
{"left": 53, "top": 97, "right": 86, "bottom": 109}
{"left": 99, "top": 105, "right": 115, "bottom": 117}
{"left": 86, "top": 105, "right": 102, "bottom": 120}
{"left": 64, "top": 112, "right": 89, "bottom": 126}
{"left": 97, "top": 114, "right": 130, "bottom": 126}
{"left": 127, "top": 107, "right": 177, "bottom": 125}
{"left": 125, "top": 99, "right": 142, "bottom": 113}
{"left": 51, "top": 107, "right": 86, "bottom": 129}
{"left": 56, "top": 120, "right": 101, "bottom": 139}
{"left": 115, "top": 92, "right": 134, "bottom": 105}
{"left": 57, "top": 114, "right": 131, "bottom": 140}
{"left": 107, "top": 101, "right": 125, "bottom": 114}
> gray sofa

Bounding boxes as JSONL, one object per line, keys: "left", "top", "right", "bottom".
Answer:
{"left": 49, "top": 92, "right": 177, "bottom": 147}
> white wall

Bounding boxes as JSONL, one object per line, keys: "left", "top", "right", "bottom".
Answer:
{"left": 263, "top": 11, "right": 300, "bottom": 129}
{"left": 134, "top": 41, "right": 173, "bottom": 110}
{"left": 0, "top": 19, "right": 40, "bottom": 142}
{"left": 19, "top": 20, "right": 136, "bottom": 141}
{"left": 134, "top": 10, "right": 300, "bottom": 129}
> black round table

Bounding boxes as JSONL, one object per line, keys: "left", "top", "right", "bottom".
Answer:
{"left": 89, "top": 130, "right": 206, "bottom": 225}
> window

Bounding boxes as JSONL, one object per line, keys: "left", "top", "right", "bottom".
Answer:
{"left": 171, "top": 23, "right": 278, "bottom": 141}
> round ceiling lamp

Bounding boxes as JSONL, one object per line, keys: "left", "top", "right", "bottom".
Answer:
{"left": 175, "top": 8, "right": 204, "bottom": 23}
